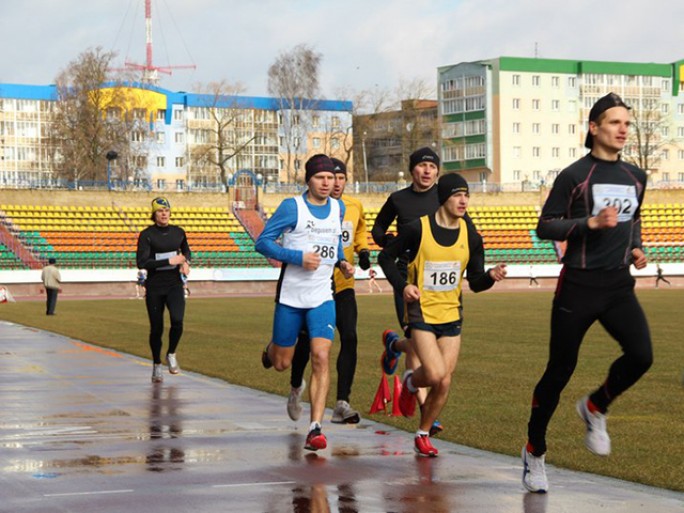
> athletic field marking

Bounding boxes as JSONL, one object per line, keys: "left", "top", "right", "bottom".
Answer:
{"left": 44, "top": 489, "right": 133, "bottom": 497}
{"left": 213, "top": 481, "right": 296, "bottom": 488}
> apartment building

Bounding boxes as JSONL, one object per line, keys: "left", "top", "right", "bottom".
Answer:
{"left": 438, "top": 57, "right": 684, "bottom": 190}
{"left": 0, "top": 83, "right": 352, "bottom": 189}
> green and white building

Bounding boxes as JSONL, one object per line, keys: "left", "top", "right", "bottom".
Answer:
{"left": 438, "top": 57, "right": 684, "bottom": 190}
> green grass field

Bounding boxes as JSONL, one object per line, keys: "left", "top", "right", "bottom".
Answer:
{"left": 1, "top": 289, "right": 682, "bottom": 491}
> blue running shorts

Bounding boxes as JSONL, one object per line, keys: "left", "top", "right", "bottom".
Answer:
{"left": 272, "top": 300, "right": 336, "bottom": 347}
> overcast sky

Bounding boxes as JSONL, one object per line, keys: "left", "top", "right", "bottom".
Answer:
{"left": 1, "top": 0, "right": 683, "bottom": 101}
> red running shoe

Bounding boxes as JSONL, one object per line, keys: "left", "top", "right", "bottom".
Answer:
{"left": 398, "top": 371, "right": 417, "bottom": 417}
{"left": 414, "top": 434, "right": 439, "bottom": 457}
{"left": 304, "top": 427, "right": 327, "bottom": 451}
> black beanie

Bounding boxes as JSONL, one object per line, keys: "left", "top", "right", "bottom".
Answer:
{"left": 437, "top": 173, "right": 469, "bottom": 204}
{"left": 331, "top": 158, "right": 347, "bottom": 176}
{"left": 305, "top": 154, "right": 335, "bottom": 182}
{"left": 409, "top": 147, "right": 440, "bottom": 172}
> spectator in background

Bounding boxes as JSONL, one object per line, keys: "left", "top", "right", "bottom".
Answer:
{"left": 41, "top": 257, "right": 61, "bottom": 315}
{"left": 367, "top": 267, "right": 382, "bottom": 294}
{"left": 136, "top": 269, "right": 147, "bottom": 299}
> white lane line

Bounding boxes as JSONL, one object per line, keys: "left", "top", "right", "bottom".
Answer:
{"left": 213, "top": 481, "right": 296, "bottom": 488}
{"left": 44, "top": 489, "right": 134, "bottom": 497}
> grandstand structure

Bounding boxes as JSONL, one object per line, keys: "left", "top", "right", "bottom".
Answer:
{"left": 1, "top": 199, "right": 682, "bottom": 276}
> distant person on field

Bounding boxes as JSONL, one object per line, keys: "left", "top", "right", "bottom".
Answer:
{"left": 136, "top": 269, "right": 147, "bottom": 299}
{"left": 528, "top": 265, "right": 540, "bottom": 287}
{"left": 41, "top": 257, "right": 61, "bottom": 315}
{"left": 287, "top": 158, "right": 371, "bottom": 426}
{"left": 655, "top": 263, "right": 670, "bottom": 288}
{"left": 136, "top": 197, "right": 191, "bottom": 384}
{"left": 522, "top": 93, "right": 652, "bottom": 494}
{"left": 256, "top": 154, "right": 354, "bottom": 453}
{"left": 367, "top": 267, "right": 382, "bottom": 293}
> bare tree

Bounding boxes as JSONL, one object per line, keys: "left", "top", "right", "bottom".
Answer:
{"left": 267, "top": 43, "right": 321, "bottom": 182}
{"left": 623, "top": 98, "right": 673, "bottom": 178}
{"left": 187, "top": 80, "right": 267, "bottom": 191}
{"left": 49, "top": 47, "right": 137, "bottom": 185}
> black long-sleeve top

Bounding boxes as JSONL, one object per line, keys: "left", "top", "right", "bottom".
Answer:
{"left": 136, "top": 224, "right": 191, "bottom": 290}
{"left": 537, "top": 154, "right": 646, "bottom": 270}
{"left": 371, "top": 185, "right": 441, "bottom": 248}
{"left": 378, "top": 214, "right": 495, "bottom": 294}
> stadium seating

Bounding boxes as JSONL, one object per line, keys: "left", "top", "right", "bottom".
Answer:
{"left": 0, "top": 201, "right": 682, "bottom": 270}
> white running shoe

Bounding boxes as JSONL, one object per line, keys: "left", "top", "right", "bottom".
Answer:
{"left": 521, "top": 446, "right": 548, "bottom": 493}
{"left": 167, "top": 353, "right": 180, "bottom": 374}
{"left": 331, "top": 400, "right": 361, "bottom": 424}
{"left": 151, "top": 364, "right": 164, "bottom": 383}
{"left": 287, "top": 380, "right": 306, "bottom": 421}
{"left": 576, "top": 396, "right": 611, "bottom": 456}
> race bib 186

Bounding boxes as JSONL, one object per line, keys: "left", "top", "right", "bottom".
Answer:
{"left": 423, "top": 261, "right": 462, "bottom": 292}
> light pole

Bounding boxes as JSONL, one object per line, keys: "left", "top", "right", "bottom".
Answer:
{"left": 362, "top": 131, "right": 369, "bottom": 192}
{"left": 105, "top": 150, "right": 118, "bottom": 191}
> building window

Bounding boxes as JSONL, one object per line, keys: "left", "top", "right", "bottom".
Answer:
{"left": 156, "top": 132, "right": 165, "bottom": 143}
{"left": 662, "top": 126, "right": 669, "bottom": 137}
{"left": 569, "top": 148, "right": 577, "bottom": 158}
{"left": 312, "top": 137, "right": 321, "bottom": 148}
{"left": 568, "top": 124, "right": 576, "bottom": 134}
{"left": 512, "top": 98, "right": 520, "bottom": 110}
{"left": 513, "top": 170, "right": 521, "bottom": 180}
{"left": 512, "top": 122, "right": 521, "bottom": 134}
{"left": 175, "top": 132, "right": 184, "bottom": 144}
{"left": 678, "top": 104, "right": 684, "bottom": 114}
{"left": 552, "top": 147, "right": 560, "bottom": 158}
{"left": 176, "top": 179, "right": 184, "bottom": 191}
{"left": 312, "top": 115, "right": 320, "bottom": 128}
{"left": 131, "top": 131, "right": 144, "bottom": 142}
{"left": 678, "top": 126, "right": 684, "bottom": 137}
{"left": 552, "top": 123, "right": 560, "bottom": 134}
{"left": 662, "top": 149, "right": 669, "bottom": 160}
{"left": 512, "top": 74, "right": 520, "bottom": 86}
{"left": 513, "top": 146, "right": 521, "bottom": 158}
{"left": 331, "top": 116, "right": 340, "bottom": 128}
{"left": 551, "top": 99, "right": 560, "bottom": 111}
{"left": 551, "top": 76, "right": 560, "bottom": 87}
{"left": 173, "top": 110, "right": 183, "bottom": 121}
{"left": 532, "top": 123, "right": 541, "bottom": 134}
{"left": 156, "top": 179, "right": 166, "bottom": 189}
{"left": 175, "top": 157, "right": 184, "bottom": 167}
{"left": 678, "top": 150, "right": 684, "bottom": 160}
{"left": 662, "top": 104, "right": 669, "bottom": 114}
{"left": 568, "top": 77, "right": 577, "bottom": 88}
{"left": 532, "top": 147, "right": 541, "bottom": 158}
{"left": 532, "top": 99, "right": 540, "bottom": 110}
{"left": 157, "top": 110, "right": 166, "bottom": 120}
{"left": 532, "top": 75, "right": 540, "bottom": 87}
{"left": 679, "top": 172, "right": 684, "bottom": 181}
{"left": 156, "top": 156, "right": 165, "bottom": 167}
{"left": 331, "top": 138, "right": 340, "bottom": 149}
{"left": 294, "top": 159, "right": 301, "bottom": 170}
{"left": 533, "top": 170, "right": 541, "bottom": 180}
{"left": 662, "top": 172, "right": 669, "bottom": 182}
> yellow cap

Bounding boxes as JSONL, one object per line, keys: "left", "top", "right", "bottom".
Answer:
{"left": 151, "top": 197, "right": 171, "bottom": 213}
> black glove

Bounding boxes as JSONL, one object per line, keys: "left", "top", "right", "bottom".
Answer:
{"left": 358, "top": 250, "right": 371, "bottom": 271}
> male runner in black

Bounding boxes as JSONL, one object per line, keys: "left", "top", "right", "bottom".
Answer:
{"left": 522, "top": 93, "right": 652, "bottom": 493}
{"left": 137, "top": 197, "right": 191, "bottom": 383}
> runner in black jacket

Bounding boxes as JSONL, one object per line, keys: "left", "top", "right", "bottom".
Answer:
{"left": 137, "top": 197, "right": 191, "bottom": 383}
{"left": 522, "top": 93, "right": 652, "bottom": 493}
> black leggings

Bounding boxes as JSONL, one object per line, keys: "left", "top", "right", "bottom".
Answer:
{"left": 291, "top": 288, "right": 358, "bottom": 402}
{"left": 527, "top": 267, "right": 653, "bottom": 454}
{"left": 145, "top": 285, "right": 186, "bottom": 364}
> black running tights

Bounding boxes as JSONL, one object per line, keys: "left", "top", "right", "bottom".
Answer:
{"left": 145, "top": 285, "right": 186, "bottom": 364}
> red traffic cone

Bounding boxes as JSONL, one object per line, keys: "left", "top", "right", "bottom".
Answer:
{"left": 370, "top": 372, "right": 391, "bottom": 414}
{"left": 391, "top": 375, "right": 403, "bottom": 416}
